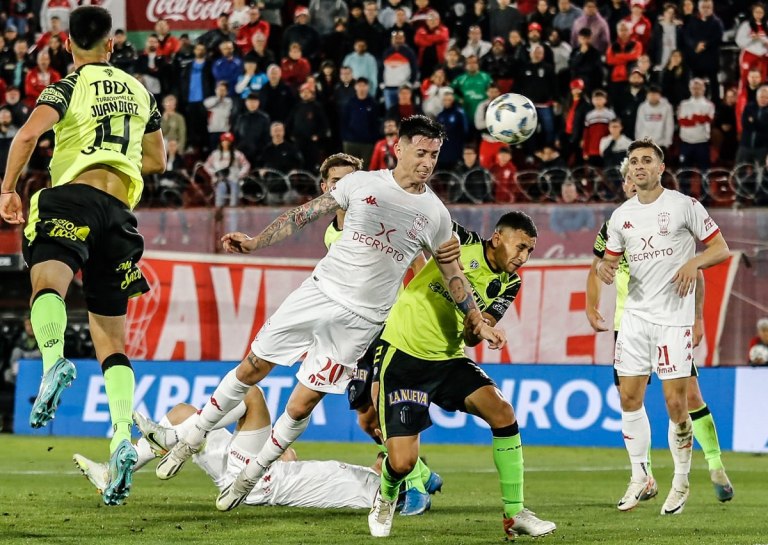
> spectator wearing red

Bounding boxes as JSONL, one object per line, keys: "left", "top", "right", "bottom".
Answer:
{"left": 491, "top": 147, "right": 522, "bottom": 203}
{"left": 481, "top": 38, "right": 515, "bottom": 93}
{"left": 581, "top": 89, "right": 616, "bottom": 165}
{"left": 678, "top": 78, "right": 715, "bottom": 171}
{"left": 414, "top": 10, "right": 449, "bottom": 78}
{"left": 622, "top": 0, "right": 652, "bottom": 53}
{"left": 236, "top": 5, "right": 271, "bottom": 54}
{"left": 526, "top": 22, "right": 554, "bottom": 65}
{"left": 281, "top": 42, "right": 312, "bottom": 92}
{"left": 411, "top": 0, "right": 434, "bottom": 32}
{"left": 561, "top": 78, "right": 591, "bottom": 165}
{"left": 735, "top": 3, "right": 768, "bottom": 86}
{"left": 606, "top": 21, "right": 642, "bottom": 95}
{"left": 385, "top": 85, "right": 421, "bottom": 122}
{"left": 35, "top": 15, "right": 67, "bottom": 51}
{"left": 24, "top": 50, "right": 60, "bottom": 108}
{"left": 154, "top": 19, "right": 180, "bottom": 57}
{"left": 369, "top": 118, "right": 399, "bottom": 170}
{"left": 282, "top": 6, "right": 322, "bottom": 66}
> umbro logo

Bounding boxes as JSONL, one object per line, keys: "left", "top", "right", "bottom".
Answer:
{"left": 362, "top": 195, "right": 378, "bottom": 206}
{"left": 622, "top": 221, "right": 634, "bottom": 229}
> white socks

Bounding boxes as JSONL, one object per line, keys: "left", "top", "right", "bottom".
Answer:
{"left": 244, "top": 412, "right": 310, "bottom": 480}
{"left": 669, "top": 417, "right": 693, "bottom": 489}
{"left": 230, "top": 426, "right": 272, "bottom": 460}
{"left": 134, "top": 438, "right": 157, "bottom": 470}
{"left": 187, "top": 369, "right": 251, "bottom": 446}
{"left": 622, "top": 406, "right": 651, "bottom": 482}
{"left": 213, "top": 401, "right": 247, "bottom": 430}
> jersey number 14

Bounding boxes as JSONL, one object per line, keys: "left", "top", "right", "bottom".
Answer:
{"left": 82, "top": 115, "right": 130, "bottom": 155}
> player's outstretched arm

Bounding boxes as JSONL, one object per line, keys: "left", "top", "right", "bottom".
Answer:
{"left": 434, "top": 257, "right": 506, "bottom": 350}
{"left": 672, "top": 232, "right": 729, "bottom": 297}
{"left": 0, "top": 105, "right": 58, "bottom": 224}
{"left": 586, "top": 256, "right": 608, "bottom": 332}
{"left": 141, "top": 130, "right": 167, "bottom": 175}
{"left": 595, "top": 253, "right": 620, "bottom": 285}
{"left": 222, "top": 192, "right": 341, "bottom": 253}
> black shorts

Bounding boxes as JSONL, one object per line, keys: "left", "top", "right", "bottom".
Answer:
{"left": 347, "top": 333, "right": 384, "bottom": 411}
{"left": 22, "top": 184, "right": 150, "bottom": 316}
{"left": 611, "top": 330, "right": 699, "bottom": 386}
{"left": 377, "top": 344, "right": 495, "bottom": 440}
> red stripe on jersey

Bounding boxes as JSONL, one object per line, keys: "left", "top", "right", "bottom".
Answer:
{"left": 678, "top": 114, "right": 713, "bottom": 127}
{"left": 605, "top": 249, "right": 623, "bottom": 256}
{"left": 702, "top": 228, "right": 720, "bottom": 244}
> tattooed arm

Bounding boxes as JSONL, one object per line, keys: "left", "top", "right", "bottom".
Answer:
{"left": 434, "top": 257, "right": 507, "bottom": 349}
{"left": 222, "top": 193, "right": 342, "bottom": 253}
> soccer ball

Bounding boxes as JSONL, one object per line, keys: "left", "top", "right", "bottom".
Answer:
{"left": 485, "top": 93, "right": 538, "bottom": 145}
{"left": 749, "top": 343, "right": 768, "bottom": 364}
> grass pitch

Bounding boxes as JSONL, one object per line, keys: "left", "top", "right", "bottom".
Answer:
{"left": 1, "top": 436, "right": 766, "bottom": 545}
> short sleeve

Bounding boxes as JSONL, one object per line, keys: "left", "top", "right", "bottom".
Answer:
{"left": 423, "top": 204, "right": 453, "bottom": 254}
{"left": 328, "top": 171, "right": 357, "bottom": 210}
{"left": 36, "top": 77, "right": 76, "bottom": 120}
{"left": 604, "top": 213, "right": 625, "bottom": 256}
{"left": 486, "top": 278, "right": 521, "bottom": 322}
{"left": 452, "top": 221, "right": 482, "bottom": 245}
{"left": 145, "top": 93, "right": 162, "bottom": 133}
{"left": 592, "top": 222, "right": 608, "bottom": 258}
{"left": 687, "top": 198, "right": 720, "bottom": 243}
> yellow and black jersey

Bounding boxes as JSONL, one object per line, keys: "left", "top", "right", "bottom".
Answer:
{"left": 37, "top": 62, "right": 162, "bottom": 210}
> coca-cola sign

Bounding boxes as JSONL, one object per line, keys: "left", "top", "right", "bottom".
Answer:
{"left": 127, "top": 0, "right": 232, "bottom": 30}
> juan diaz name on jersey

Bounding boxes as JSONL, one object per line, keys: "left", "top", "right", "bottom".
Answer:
{"left": 605, "top": 189, "right": 719, "bottom": 326}
{"left": 315, "top": 169, "right": 453, "bottom": 324}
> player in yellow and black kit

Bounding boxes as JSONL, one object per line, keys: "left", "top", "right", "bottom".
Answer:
{"left": 368, "top": 211, "right": 557, "bottom": 539}
{"left": 0, "top": 7, "right": 166, "bottom": 506}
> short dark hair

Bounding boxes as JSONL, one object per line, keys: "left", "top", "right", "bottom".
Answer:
{"left": 627, "top": 137, "right": 665, "bottom": 162}
{"left": 319, "top": 153, "right": 364, "bottom": 181}
{"left": 69, "top": 6, "right": 112, "bottom": 50}
{"left": 398, "top": 115, "right": 447, "bottom": 141}
{"left": 495, "top": 211, "right": 538, "bottom": 238}
{"left": 578, "top": 27, "right": 592, "bottom": 38}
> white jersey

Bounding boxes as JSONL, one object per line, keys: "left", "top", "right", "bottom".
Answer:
{"left": 605, "top": 189, "right": 720, "bottom": 326}
{"left": 194, "top": 428, "right": 380, "bottom": 509}
{"left": 314, "top": 169, "right": 453, "bottom": 323}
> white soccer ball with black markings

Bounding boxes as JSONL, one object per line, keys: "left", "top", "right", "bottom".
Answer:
{"left": 485, "top": 93, "right": 538, "bottom": 145}
{"left": 749, "top": 343, "right": 768, "bottom": 364}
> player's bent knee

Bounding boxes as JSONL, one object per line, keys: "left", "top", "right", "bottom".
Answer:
{"left": 237, "top": 352, "right": 274, "bottom": 383}
{"left": 482, "top": 399, "right": 515, "bottom": 428}
{"left": 387, "top": 451, "right": 418, "bottom": 475}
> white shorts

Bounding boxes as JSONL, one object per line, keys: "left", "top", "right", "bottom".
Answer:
{"left": 251, "top": 277, "right": 381, "bottom": 394}
{"left": 614, "top": 311, "right": 693, "bottom": 381}
{"left": 194, "top": 429, "right": 378, "bottom": 509}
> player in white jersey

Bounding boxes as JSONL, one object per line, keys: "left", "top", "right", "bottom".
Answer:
{"left": 155, "top": 115, "right": 507, "bottom": 514}
{"left": 586, "top": 158, "right": 734, "bottom": 505}
{"left": 74, "top": 387, "right": 380, "bottom": 510}
{"left": 596, "top": 138, "right": 730, "bottom": 516}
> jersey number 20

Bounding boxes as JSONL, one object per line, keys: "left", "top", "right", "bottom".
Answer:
{"left": 82, "top": 115, "right": 130, "bottom": 155}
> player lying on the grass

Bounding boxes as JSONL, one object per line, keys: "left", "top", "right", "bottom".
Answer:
{"left": 74, "top": 386, "right": 385, "bottom": 509}
{"left": 595, "top": 138, "right": 730, "bottom": 516}
{"left": 156, "top": 116, "right": 506, "bottom": 516}
{"left": 0, "top": 6, "right": 166, "bottom": 506}
{"left": 367, "top": 211, "right": 556, "bottom": 539}
{"left": 319, "top": 151, "right": 444, "bottom": 516}
{"left": 586, "top": 158, "right": 734, "bottom": 506}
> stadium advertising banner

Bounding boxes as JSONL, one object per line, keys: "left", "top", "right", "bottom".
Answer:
{"left": 15, "top": 360, "right": 767, "bottom": 452}
{"left": 125, "top": 252, "right": 739, "bottom": 366}
{"left": 126, "top": 0, "right": 232, "bottom": 31}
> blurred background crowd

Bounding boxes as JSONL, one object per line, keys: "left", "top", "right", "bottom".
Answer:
{"left": 0, "top": 0, "right": 767, "bottom": 209}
